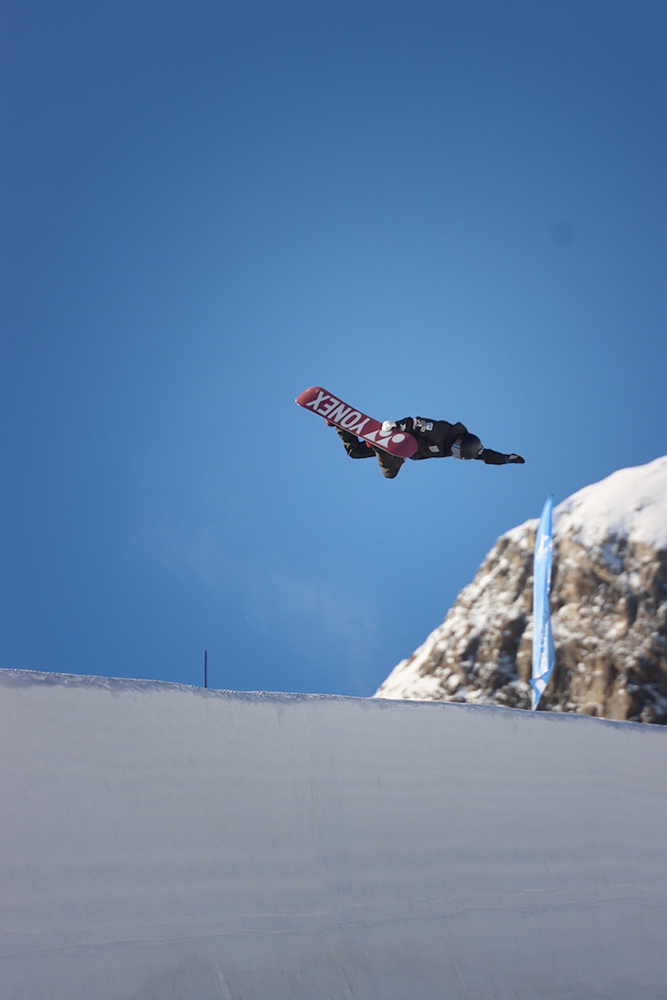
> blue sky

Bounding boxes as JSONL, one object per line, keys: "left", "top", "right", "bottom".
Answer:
{"left": 2, "top": 0, "right": 666, "bottom": 696}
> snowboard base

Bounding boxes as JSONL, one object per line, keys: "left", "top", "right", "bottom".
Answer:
{"left": 296, "top": 387, "right": 418, "bottom": 458}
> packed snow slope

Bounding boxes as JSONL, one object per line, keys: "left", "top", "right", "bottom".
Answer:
{"left": 2, "top": 670, "right": 667, "bottom": 999}
{"left": 377, "top": 457, "right": 667, "bottom": 721}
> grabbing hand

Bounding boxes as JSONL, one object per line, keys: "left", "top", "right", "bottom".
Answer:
{"left": 507, "top": 453, "right": 525, "bottom": 464}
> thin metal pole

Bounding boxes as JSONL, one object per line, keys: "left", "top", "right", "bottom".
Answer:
{"left": 204, "top": 649, "right": 208, "bottom": 689}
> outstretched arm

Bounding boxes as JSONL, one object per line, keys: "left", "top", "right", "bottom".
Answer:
{"left": 476, "top": 448, "right": 525, "bottom": 465}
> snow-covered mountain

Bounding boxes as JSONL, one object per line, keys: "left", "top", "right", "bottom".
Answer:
{"left": 376, "top": 457, "right": 667, "bottom": 722}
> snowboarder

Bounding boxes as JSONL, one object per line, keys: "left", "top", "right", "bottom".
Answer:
{"left": 331, "top": 416, "right": 525, "bottom": 479}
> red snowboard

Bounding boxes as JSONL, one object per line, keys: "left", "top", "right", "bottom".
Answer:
{"left": 296, "top": 386, "right": 418, "bottom": 458}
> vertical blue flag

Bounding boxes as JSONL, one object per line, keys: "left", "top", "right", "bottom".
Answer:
{"left": 531, "top": 496, "right": 555, "bottom": 711}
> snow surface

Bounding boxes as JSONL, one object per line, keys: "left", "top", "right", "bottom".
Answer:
{"left": 506, "top": 455, "right": 667, "bottom": 551}
{"left": 2, "top": 669, "right": 667, "bottom": 999}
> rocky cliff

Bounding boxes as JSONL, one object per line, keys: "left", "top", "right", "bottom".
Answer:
{"left": 375, "top": 457, "right": 667, "bottom": 723}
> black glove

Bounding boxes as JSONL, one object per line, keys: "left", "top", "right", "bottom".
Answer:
{"left": 507, "top": 453, "right": 525, "bottom": 464}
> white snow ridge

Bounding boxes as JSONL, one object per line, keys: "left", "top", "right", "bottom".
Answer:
{"left": 555, "top": 455, "right": 667, "bottom": 551}
{"left": 1, "top": 668, "right": 667, "bottom": 999}
{"left": 377, "top": 457, "right": 667, "bottom": 722}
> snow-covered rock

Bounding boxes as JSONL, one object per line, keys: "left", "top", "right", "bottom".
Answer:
{"left": 376, "top": 457, "right": 667, "bottom": 723}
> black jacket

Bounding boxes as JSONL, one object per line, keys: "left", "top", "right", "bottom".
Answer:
{"left": 395, "top": 417, "right": 508, "bottom": 465}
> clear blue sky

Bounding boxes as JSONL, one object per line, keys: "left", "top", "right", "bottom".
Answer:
{"left": 2, "top": 0, "right": 666, "bottom": 695}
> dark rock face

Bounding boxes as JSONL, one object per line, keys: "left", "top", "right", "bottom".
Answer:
{"left": 376, "top": 525, "right": 667, "bottom": 724}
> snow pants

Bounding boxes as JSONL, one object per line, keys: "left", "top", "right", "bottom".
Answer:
{"left": 335, "top": 427, "right": 404, "bottom": 479}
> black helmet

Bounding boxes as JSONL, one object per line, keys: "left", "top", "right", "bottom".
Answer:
{"left": 451, "top": 433, "right": 482, "bottom": 460}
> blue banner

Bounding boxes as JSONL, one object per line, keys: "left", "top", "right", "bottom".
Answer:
{"left": 531, "top": 496, "right": 555, "bottom": 711}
